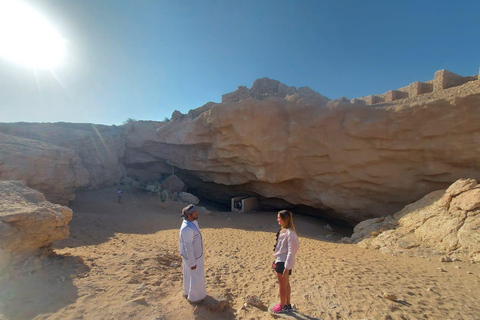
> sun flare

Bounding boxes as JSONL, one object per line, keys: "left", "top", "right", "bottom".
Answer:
{"left": 0, "top": 0, "right": 66, "bottom": 68}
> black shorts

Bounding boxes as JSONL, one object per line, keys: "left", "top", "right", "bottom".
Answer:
{"left": 273, "top": 261, "right": 292, "bottom": 275}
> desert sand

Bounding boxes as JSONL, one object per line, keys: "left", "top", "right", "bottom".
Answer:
{"left": 1, "top": 187, "right": 480, "bottom": 320}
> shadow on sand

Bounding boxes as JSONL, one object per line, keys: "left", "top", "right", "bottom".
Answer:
{"left": 0, "top": 251, "right": 88, "bottom": 320}
{"left": 56, "top": 186, "right": 352, "bottom": 249}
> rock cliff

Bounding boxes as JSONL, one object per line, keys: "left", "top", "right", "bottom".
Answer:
{"left": 0, "top": 122, "right": 126, "bottom": 189}
{"left": 2, "top": 77, "right": 480, "bottom": 224}
{"left": 124, "top": 81, "right": 480, "bottom": 223}
{"left": 0, "top": 133, "right": 89, "bottom": 204}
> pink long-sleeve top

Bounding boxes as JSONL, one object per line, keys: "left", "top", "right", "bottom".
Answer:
{"left": 273, "top": 228, "right": 299, "bottom": 270}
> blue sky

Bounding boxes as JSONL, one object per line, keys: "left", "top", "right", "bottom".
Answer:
{"left": 0, "top": 0, "right": 479, "bottom": 125}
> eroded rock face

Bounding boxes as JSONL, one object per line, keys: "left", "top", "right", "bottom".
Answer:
{"left": 0, "top": 122, "right": 126, "bottom": 189}
{"left": 0, "top": 133, "right": 89, "bottom": 204}
{"left": 2, "top": 80, "right": 480, "bottom": 224}
{"left": 0, "top": 180, "right": 73, "bottom": 260}
{"left": 124, "top": 88, "right": 480, "bottom": 223}
{"left": 351, "top": 178, "right": 480, "bottom": 260}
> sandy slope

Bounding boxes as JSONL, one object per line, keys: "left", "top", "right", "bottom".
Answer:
{"left": 1, "top": 186, "right": 479, "bottom": 320}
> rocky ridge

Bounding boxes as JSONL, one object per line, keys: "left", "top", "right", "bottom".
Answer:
{"left": 125, "top": 78, "right": 480, "bottom": 223}
{"left": 0, "top": 122, "right": 125, "bottom": 190}
{"left": 0, "top": 132, "right": 89, "bottom": 204}
{"left": 1, "top": 76, "right": 480, "bottom": 225}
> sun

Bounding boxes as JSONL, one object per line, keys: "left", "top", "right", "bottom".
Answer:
{"left": 0, "top": 0, "right": 66, "bottom": 69}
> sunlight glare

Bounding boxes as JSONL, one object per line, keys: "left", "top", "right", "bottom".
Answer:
{"left": 0, "top": 0, "right": 66, "bottom": 68}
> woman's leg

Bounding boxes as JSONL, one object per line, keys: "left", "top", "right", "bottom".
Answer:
{"left": 286, "top": 280, "right": 291, "bottom": 305}
{"left": 277, "top": 272, "right": 288, "bottom": 306}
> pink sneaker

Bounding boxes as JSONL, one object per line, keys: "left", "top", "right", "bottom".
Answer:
{"left": 272, "top": 304, "right": 283, "bottom": 313}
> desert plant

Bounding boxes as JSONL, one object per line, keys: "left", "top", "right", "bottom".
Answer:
{"left": 122, "top": 118, "right": 137, "bottom": 125}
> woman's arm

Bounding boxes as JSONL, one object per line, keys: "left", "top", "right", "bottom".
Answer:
{"left": 284, "top": 229, "right": 299, "bottom": 270}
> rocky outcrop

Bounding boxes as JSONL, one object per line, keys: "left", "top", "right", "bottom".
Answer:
{"left": 123, "top": 81, "right": 480, "bottom": 223}
{"left": 2, "top": 77, "right": 480, "bottom": 224}
{"left": 123, "top": 121, "right": 172, "bottom": 183}
{"left": 0, "top": 181, "right": 73, "bottom": 266}
{"left": 0, "top": 122, "right": 125, "bottom": 189}
{"left": 350, "top": 179, "right": 480, "bottom": 260}
{"left": 0, "top": 133, "right": 89, "bottom": 204}
{"left": 222, "top": 77, "right": 330, "bottom": 104}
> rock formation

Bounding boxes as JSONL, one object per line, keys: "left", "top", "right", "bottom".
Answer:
{"left": 0, "top": 180, "right": 73, "bottom": 267}
{"left": 0, "top": 133, "right": 89, "bottom": 204}
{"left": 349, "top": 178, "right": 480, "bottom": 261}
{"left": 2, "top": 74, "right": 480, "bottom": 224}
{"left": 0, "top": 122, "right": 126, "bottom": 189}
{"left": 124, "top": 79, "right": 480, "bottom": 223}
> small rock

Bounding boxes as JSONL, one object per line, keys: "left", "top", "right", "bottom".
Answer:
{"left": 454, "top": 265, "right": 461, "bottom": 269}
{"left": 244, "top": 295, "right": 264, "bottom": 308}
{"left": 340, "top": 237, "right": 352, "bottom": 244}
{"left": 382, "top": 293, "right": 397, "bottom": 301}
{"left": 131, "top": 297, "right": 148, "bottom": 305}
{"left": 440, "top": 256, "right": 452, "bottom": 262}
{"left": 437, "top": 267, "right": 447, "bottom": 272}
{"left": 137, "top": 283, "right": 146, "bottom": 290}
{"left": 203, "top": 294, "right": 229, "bottom": 312}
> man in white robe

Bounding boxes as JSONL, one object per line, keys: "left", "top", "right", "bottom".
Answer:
{"left": 179, "top": 204, "right": 206, "bottom": 303}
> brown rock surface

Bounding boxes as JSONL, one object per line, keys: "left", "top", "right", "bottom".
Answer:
{"left": 2, "top": 79, "right": 480, "bottom": 224}
{"left": 0, "top": 180, "right": 72, "bottom": 263}
{"left": 351, "top": 178, "right": 480, "bottom": 260}
{"left": 0, "top": 133, "right": 89, "bottom": 204}
{"left": 0, "top": 122, "right": 125, "bottom": 189}
{"left": 124, "top": 83, "right": 480, "bottom": 223}
{"left": 123, "top": 120, "right": 172, "bottom": 182}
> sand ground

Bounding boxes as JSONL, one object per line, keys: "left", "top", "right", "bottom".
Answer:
{"left": 1, "top": 186, "right": 480, "bottom": 320}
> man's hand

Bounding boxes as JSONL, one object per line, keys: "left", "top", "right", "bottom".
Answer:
{"left": 191, "top": 265, "right": 197, "bottom": 270}
{"left": 282, "top": 268, "right": 290, "bottom": 278}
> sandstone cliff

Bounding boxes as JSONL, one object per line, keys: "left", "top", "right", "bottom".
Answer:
{"left": 0, "top": 122, "right": 126, "bottom": 189}
{"left": 350, "top": 178, "right": 480, "bottom": 261}
{"left": 0, "top": 180, "right": 73, "bottom": 267}
{"left": 124, "top": 80, "right": 480, "bottom": 223}
{"left": 2, "top": 76, "right": 480, "bottom": 224}
{"left": 0, "top": 133, "right": 89, "bottom": 204}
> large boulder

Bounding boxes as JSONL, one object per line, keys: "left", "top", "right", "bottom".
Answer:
{"left": 0, "top": 133, "right": 89, "bottom": 204}
{"left": 0, "top": 122, "right": 126, "bottom": 189}
{"left": 0, "top": 181, "right": 73, "bottom": 267}
{"left": 178, "top": 192, "right": 200, "bottom": 204}
{"left": 351, "top": 178, "right": 480, "bottom": 260}
{"left": 161, "top": 175, "right": 185, "bottom": 193}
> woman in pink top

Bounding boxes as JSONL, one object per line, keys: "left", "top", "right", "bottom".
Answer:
{"left": 272, "top": 210, "right": 300, "bottom": 313}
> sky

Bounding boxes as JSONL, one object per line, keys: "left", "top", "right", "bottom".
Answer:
{"left": 0, "top": 0, "right": 479, "bottom": 125}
